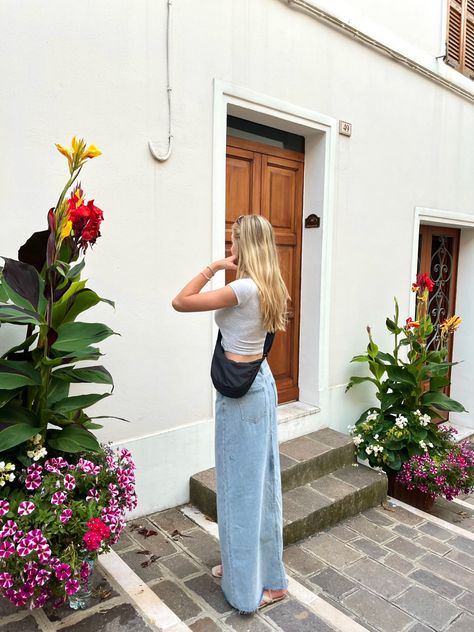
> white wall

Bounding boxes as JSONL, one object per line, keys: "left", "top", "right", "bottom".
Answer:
{"left": 1, "top": 0, "right": 474, "bottom": 513}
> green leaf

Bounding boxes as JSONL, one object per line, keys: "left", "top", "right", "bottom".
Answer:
{"left": 379, "top": 392, "right": 403, "bottom": 411}
{"left": 1, "top": 333, "right": 39, "bottom": 360}
{"left": 51, "top": 392, "right": 110, "bottom": 414}
{"left": 367, "top": 341, "right": 379, "bottom": 359}
{"left": 0, "top": 403, "right": 38, "bottom": 426}
{"left": 0, "top": 360, "right": 41, "bottom": 389}
{"left": 0, "top": 389, "right": 21, "bottom": 408}
{"left": 350, "top": 355, "right": 369, "bottom": 363}
{"left": 0, "top": 281, "right": 8, "bottom": 303}
{"left": 53, "top": 365, "right": 113, "bottom": 387}
{"left": 0, "top": 304, "right": 42, "bottom": 325}
{"left": 89, "top": 414, "right": 131, "bottom": 423}
{"left": 429, "top": 376, "right": 450, "bottom": 391}
{"left": 345, "top": 376, "right": 380, "bottom": 392}
{"left": 67, "top": 260, "right": 86, "bottom": 279}
{"left": 47, "top": 378, "right": 70, "bottom": 407}
{"left": 385, "top": 365, "right": 417, "bottom": 386}
{"left": 1, "top": 257, "right": 44, "bottom": 311}
{"left": 369, "top": 360, "right": 385, "bottom": 381}
{"left": 52, "top": 322, "right": 116, "bottom": 352}
{"left": 0, "top": 423, "right": 39, "bottom": 452}
{"left": 386, "top": 318, "right": 402, "bottom": 334}
{"left": 377, "top": 351, "right": 396, "bottom": 364}
{"left": 47, "top": 425, "right": 101, "bottom": 453}
{"left": 421, "top": 391, "right": 467, "bottom": 412}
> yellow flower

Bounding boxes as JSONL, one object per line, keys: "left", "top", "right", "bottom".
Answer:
{"left": 83, "top": 144, "right": 102, "bottom": 159}
{"left": 60, "top": 220, "right": 73, "bottom": 239}
{"left": 441, "top": 315, "right": 462, "bottom": 332}
{"left": 55, "top": 143, "right": 73, "bottom": 161}
{"left": 55, "top": 136, "right": 102, "bottom": 172}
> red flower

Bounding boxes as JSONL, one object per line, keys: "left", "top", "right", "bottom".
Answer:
{"left": 405, "top": 317, "right": 420, "bottom": 329}
{"left": 412, "top": 273, "right": 434, "bottom": 293}
{"left": 86, "top": 518, "right": 110, "bottom": 539}
{"left": 67, "top": 186, "right": 104, "bottom": 252}
{"left": 83, "top": 531, "right": 102, "bottom": 551}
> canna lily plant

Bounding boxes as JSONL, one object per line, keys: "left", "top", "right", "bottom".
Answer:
{"left": 346, "top": 274, "right": 466, "bottom": 473}
{"left": 0, "top": 136, "right": 120, "bottom": 467}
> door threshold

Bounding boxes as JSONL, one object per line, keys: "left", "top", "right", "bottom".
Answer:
{"left": 277, "top": 400, "right": 320, "bottom": 423}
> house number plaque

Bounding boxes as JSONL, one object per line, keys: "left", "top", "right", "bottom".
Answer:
{"left": 339, "top": 120, "right": 352, "bottom": 136}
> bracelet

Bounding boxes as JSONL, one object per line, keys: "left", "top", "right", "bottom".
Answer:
{"left": 200, "top": 270, "right": 212, "bottom": 281}
{"left": 206, "top": 265, "right": 215, "bottom": 277}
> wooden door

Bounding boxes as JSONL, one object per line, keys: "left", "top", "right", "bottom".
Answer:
{"left": 417, "top": 225, "right": 460, "bottom": 418}
{"left": 225, "top": 135, "right": 304, "bottom": 403}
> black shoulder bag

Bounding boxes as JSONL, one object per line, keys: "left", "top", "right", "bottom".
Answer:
{"left": 211, "top": 330, "right": 275, "bottom": 398}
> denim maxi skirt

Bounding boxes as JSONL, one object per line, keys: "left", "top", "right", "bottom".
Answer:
{"left": 214, "top": 358, "right": 288, "bottom": 613}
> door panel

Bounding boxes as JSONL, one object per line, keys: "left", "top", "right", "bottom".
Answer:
{"left": 225, "top": 136, "right": 304, "bottom": 403}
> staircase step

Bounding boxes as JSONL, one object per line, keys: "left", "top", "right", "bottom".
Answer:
{"left": 283, "top": 464, "right": 387, "bottom": 545}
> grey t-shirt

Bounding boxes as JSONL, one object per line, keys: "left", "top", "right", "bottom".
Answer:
{"left": 214, "top": 277, "right": 267, "bottom": 355}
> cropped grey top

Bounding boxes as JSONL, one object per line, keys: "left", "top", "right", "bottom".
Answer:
{"left": 214, "top": 277, "right": 267, "bottom": 355}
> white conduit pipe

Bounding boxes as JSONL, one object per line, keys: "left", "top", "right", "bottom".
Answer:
{"left": 280, "top": 0, "right": 474, "bottom": 105}
{"left": 149, "top": 0, "right": 174, "bottom": 162}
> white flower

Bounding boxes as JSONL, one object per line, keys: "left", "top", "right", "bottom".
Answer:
{"left": 365, "top": 446, "right": 373, "bottom": 455}
{"left": 33, "top": 433, "right": 42, "bottom": 445}
{"left": 353, "top": 435, "right": 363, "bottom": 446}
{"left": 427, "top": 442, "right": 433, "bottom": 448}
{"left": 8, "top": 473, "right": 15, "bottom": 482}
{"left": 374, "top": 434, "right": 379, "bottom": 440}
{"left": 414, "top": 409, "right": 421, "bottom": 416}
{"left": 419, "top": 440, "right": 428, "bottom": 451}
{"left": 26, "top": 451, "right": 35, "bottom": 459}
{"left": 395, "top": 414, "right": 408, "bottom": 429}
{"left": 366, "top": 410, "right": 378, "bottom": 422}
{"left": 0, "top": 461, "right": 5, "bottom": 471}
{"left": 419, "top": 414, "right": 431, "bottom": 427}
{"left": 0, "top": 481, "right": 4, "bottom": 487}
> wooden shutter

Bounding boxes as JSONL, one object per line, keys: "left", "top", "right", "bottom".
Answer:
{"left": 446, "top": 0, "right": 474, "bottom": 78}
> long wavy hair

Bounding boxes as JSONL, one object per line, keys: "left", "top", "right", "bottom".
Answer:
{"left": 232, "top": 215, "right": 290, "bottom": 332}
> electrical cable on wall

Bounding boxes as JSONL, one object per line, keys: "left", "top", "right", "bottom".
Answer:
{"left": 149, "top": 0, "right": 173, "bottom": 161}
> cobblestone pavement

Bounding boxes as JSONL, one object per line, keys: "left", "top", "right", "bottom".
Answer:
{"left": 1, "top": 496, "right": 473, "bottom": 632}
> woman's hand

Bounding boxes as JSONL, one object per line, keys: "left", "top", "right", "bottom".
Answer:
{"left": 211, "top": 255, "right": 238, "bottom": 273}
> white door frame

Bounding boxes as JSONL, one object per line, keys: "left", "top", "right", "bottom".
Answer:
{"left": 211, "top": 80, "right": 337, "bottom": 419}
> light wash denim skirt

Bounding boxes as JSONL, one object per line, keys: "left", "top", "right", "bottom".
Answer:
{"left": 214, "top": 358, "right": 288, "bottom": 614}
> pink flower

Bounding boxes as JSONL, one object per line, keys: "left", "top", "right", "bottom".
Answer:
{"left": 38, "top": 546, "right": 52, "bottom": 564}
{"left": 80, "top": 561, "right": 91, "bottom": 580}
{"left": 60, "top": 508, "right": 73, "bottom": 524}
{"left": 51, "top": 491, "right": 67, "bottom": 505}
{"left": 108, "top": 483, "right": 119, "bottom": 497}
{"left": 17, "top": 538, "right": 33, "bottom": 557}
{"left": 78, "top": 458, "right": 101, "bottom": 475}
{"left": 0, "top": 541, "right": 15, "bottom": 558}
{"left": 18, "top": 501, "right": 35, "bottom": 516}
{"left": 63, "top": 474, "right": 76, "bottom": 490}
{"left": 54, "top": 563, "right": 71, "bottom": 581}
{"left": 0, "top": 572, "right": 13, "bottom": 588}
{"left": 65, "top": 578, "right": 80, "bottom": 595}
{"left": 0, "top": 500, "right": 9, "bottom": 517}
{"left": 0, "top": 520, "right": 18, "bottom": 538}
{"left": 86, "top": 488, "right": 100, "bottom": 502}
{"left": 25, "top": 473, "right": 42, "bottom": 490}
{"left": 12, "top": 529, "right": 24, "bottom": 543}
{"left": 32, "top": 588, "right": 50, "bottom": 608}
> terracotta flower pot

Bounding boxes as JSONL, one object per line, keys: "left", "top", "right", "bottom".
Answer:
{"left": 386, "top": 472, "right": 436, "bottom": 512}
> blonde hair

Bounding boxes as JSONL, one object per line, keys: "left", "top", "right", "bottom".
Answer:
{"left": 232, "top": 215, "right": 290, "bottom": 332}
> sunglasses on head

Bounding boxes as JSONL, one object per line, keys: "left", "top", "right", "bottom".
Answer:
{"left": 236, "top": 215, "right": 245, "bottom": 224}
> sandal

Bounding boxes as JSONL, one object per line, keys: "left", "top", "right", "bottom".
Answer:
{"left": 211, "top": 564, "right": 223, "bottom": 578}
{"left": 258, "top": 588, "right": 288, "bottom": 610}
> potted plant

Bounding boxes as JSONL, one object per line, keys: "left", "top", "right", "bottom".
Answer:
{"left": 0, "top": 137, "right": 137, "bottom": 609}
{"left": 346, "top": 274, "right": 466, "bottom": 509}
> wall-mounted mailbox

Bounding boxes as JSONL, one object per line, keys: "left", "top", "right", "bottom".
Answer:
{"left": 305, "top": 214, "right": 320, "bottom": 228}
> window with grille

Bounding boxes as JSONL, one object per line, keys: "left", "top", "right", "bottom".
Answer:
{"left": 445, "top": 0, "right": 474, "bottom": 79}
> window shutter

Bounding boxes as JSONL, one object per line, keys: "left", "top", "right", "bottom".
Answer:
{"left": 446, "top": 0, "right": 474, "bottom": 79}
{"left": 446, "top": 0, "right": 463, "bottom": 70}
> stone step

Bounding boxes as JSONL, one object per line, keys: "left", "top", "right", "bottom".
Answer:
{"left": 282, "top": 463, "right": 387, "bottom": 545}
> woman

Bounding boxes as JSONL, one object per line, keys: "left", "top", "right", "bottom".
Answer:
{"left": 172, "top": 214, "right": 290, "bottom": 613}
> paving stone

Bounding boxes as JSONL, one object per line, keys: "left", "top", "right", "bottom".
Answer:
{"left": 185, "top": 574, "right": 233, "bottom": 614}
{"left": 326, "top": 524, "right": 359, "bottom": 542}
{"left": 112, "top": 530, "right": 136, "bottom": 553}
{"left": 120, "top": 549, "right": 164, "bottom": 583}
{"left": 128, "top": 519, "right": 178, "bottom": 558}
{"left": 301, "top": 532, "right": 364, "bottom": 568}
{"left": 344, "top": 557, "right": 408, "bottom": 599}
{"left": 310, "top": 474, "right": 357, "bottom": 500}
{"left": 61, "top": 603, "right": 153, "bottom": 631}
{"left": 414, "top": 534, "right": 453, "bottom": 555}
{"left": 282, "top": 495, "right": 311, "bottom": 525}
{"left": 384, "top": 536, "right": 425, "bottom": 560}
{"left": 189, "top": 617, "right": 222, "bottom": 632}
{"left": 384, "top": 505, "right": 424, "bottom": 526}
{"left": 322, "top": 596, "right": 379, "bottom": 632}
{"left": 447, "top": 612, "right": 474, "bottom": 632}
{"left": 160, "top": 553, "right": 200, "bottom": 579}
{"left": 0, "top": 596, "right": 22, "bottom": 616}
{"left": 224, "top": 612, "right": 274, "bottom": 631}
{"left": 450, "top": 534, "right": 474, "bottom": 557}
{"left": 264, "top": 597, "right": 335, "bottom": 632}
{"left": 0, "top": 616, "right": 40, "bottom": 632}
{"left": 393, "top": 585, "right": 462, "bottom": 629}
{"left": 343, "top": 514, "right": 393, "bottom": 543}
{"left": 445, "top": 548, "right": 474, "bottom": 570}
{"left": 419, "top": 552, "right": 474, "bottom": 592}
{"left": 456, "top": 591, "right": 474, "bottom": 614}
{"left": 392, "top": 524, "right": 419, "bottom": 539}
{"left": 307, "top": 427, "right": 353, "bottom": 448}
{"left": 279, "top": 436, "right": 331, "bottom": 461}
{"left": 408, "top": 568, "right": 464, "bottom": 599}
{"left": 406, "top": 623, "right": 436, "bottom": 632}
{"left": 332, "top": 464, "right": 384, "bottom": 488}
{"left": 350, "top": 537, "right": 388, "bottom": 560}
{"left": 152, "top": 580, "right": 203, "bottom": 620}
{"left": 285, "top": 485, "right": 332, "bottom": 512}
{"left": 342, "top": 587, "right": 414, "bottom": 632}
{"left": 181, "top": 528, "right": 222, "bottom": 569}
{"left": 383, "top": 552, "right": 415, "bottom": 575}
{"left": 283, "top": 544, "right": 325, "bottom": 575}
{"left": 148, "top": 507, "right": 199, "bottom": 534}
{"left": 417, "top": 521, "right": 455, "bottom": 541}
{"left": 363, "top": 506, "right": 396, "bottom": 526}
{"left": 308, "top": 566, "right": 358, "bottom": 599}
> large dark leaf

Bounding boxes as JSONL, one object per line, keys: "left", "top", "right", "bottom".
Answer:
{"left": 0, "top": 389, "right": 21, "bottom": 408}
{"left": 18, "top": 229, "right": 49, "bottom": 273}
{"left": 0, "top": 403, "right": 38, "bottom": 425}
{"left": 47, "top": 425, "right": 101, "bottom": 453}
{"left": 51, "top": 392, "right": 110, "bottom": 414}
{"left": 0, "top": 304, "right": 42, "bottom": 325}
{"left": 52, "top": 322, "right": 116, "bottom": 352}
{"left": 1, "top": 333, "right": 38, "bottom": 359}
{"left": 385, "top": 365, "right": 417, "bottom": 386}
{"left": 0, "top": 361, "right": 41, "bottom": 389}
{"left": 47, "top": 378, "right": 70, "bottom": 407}
{"left": 2, "top": 258, "right": 43, "bottom": 311}
{"left": 421, "top": 391, "right": 467, "bottom": 412}
{"left": 53, "top": 365, "right": 113, "bottom": 387}
{"left": 0, "top": 423, "right": 39, "bottom": 452}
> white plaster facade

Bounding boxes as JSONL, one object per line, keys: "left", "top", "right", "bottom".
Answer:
{"left": 1, "top": 0, "right": 473, "bottom": 516}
